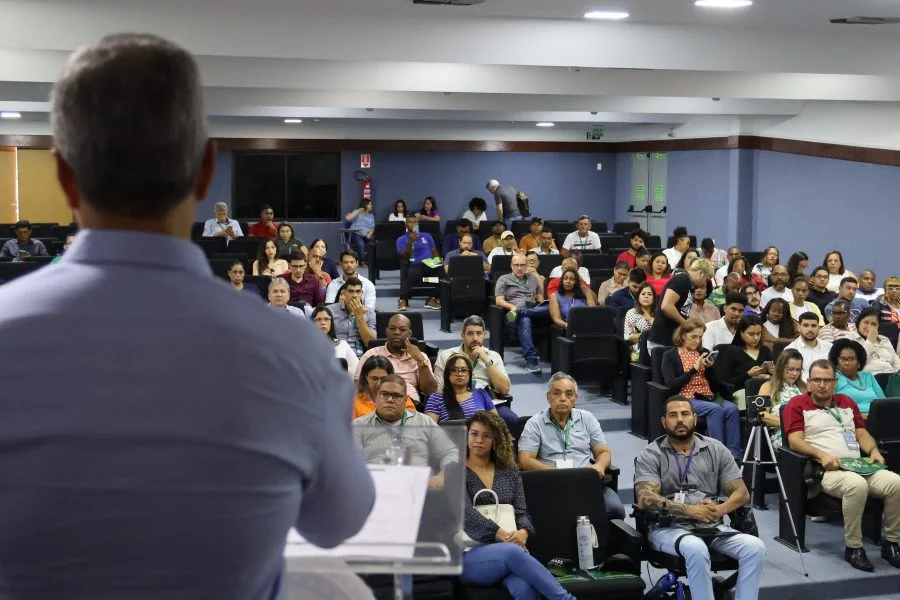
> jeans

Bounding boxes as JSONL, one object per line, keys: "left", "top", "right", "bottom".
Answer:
{"left": 648, "top": 527, "right": 765, "bottom": 600}
{"left": 496, "top": 403, "right": 519, "bottom": 432}
{"left": 349, "top": 232, "right": 369, "bottom": 263}
{"left": 604, "top": 486, "right": 627, "bottom": 521}
{"left": 461, "top": 542, "right": 575, "bottom": 600}
{"left": 400, "top": 262, "right": 440, "bottom": 301}
{"left": 507, "top": 311, "right": 542, "bottom": 363}
{"left": 504, "top": 216, "right": 523, "bottom": 231}
{"left": 690, "top": 398, "right": 742, "bottom": 460}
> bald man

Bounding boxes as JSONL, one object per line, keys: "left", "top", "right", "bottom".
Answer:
{"left": 354, "top": 314, "right": 437, "bottom": 405}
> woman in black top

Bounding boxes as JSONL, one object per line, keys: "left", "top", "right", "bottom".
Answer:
{"left": 460, "top": 412, "right": 575, "bottom": 600}
{"left": 717, "top": 315, "right": 774, "bottom": 410}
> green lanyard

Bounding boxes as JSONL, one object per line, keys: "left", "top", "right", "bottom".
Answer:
{"left": 824, "top": 406, "right": 844, "bottom": 426}
{"left": 551, "top": 414, "right": 572, "bottom": 455}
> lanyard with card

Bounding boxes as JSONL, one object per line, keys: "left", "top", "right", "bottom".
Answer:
{"left": 825, "top": 406, "right": 859, "bottom": 451}
{"left": 552, "top": 415, "right": 574, "bottom": 468}
{"left": 672, "top": 446, "right": 694, "bottom": 504}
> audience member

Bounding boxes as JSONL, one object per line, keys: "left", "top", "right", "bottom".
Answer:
{"left": 495, "top": 253, "right": 544, "bottom": 374}
{"left": 825, "top": 277, "right": 870, "bottom": 322}
{"left": 634, "top": 396, "right": 765, "bottom": 598}
{"left": 309, "top": 238, "right": 341, "bottom": 280}
{"left": 443, "top": 232, "right": 490, "bottom": 275}
{"left": 662, "top": 320, "right": 741, "bottom": 459}
{"left": 252, "top": 239, "right": 289, "bottom": 276}
{"left": 717, "top": 315, "right": 774, "bottom": 410}
{"left": 819, "top": 300, "right": 858, "bottom": 342}
{"left": 443, "top": 218, "right": 482, "bottom": 256}
{"left": 355, "top": 314, "right": 438, "bottom": 405}
{"left": 597, "top": 261, "right": 630, "bottom": 305}
{"left": 823, "top": 250, "right": 855, "bottom": 293}
{"left": 560, "top": 215, "right": 601, "bottom": 257}
{"left": 268, "top": 277, "right": 311, "bottom": 318}
{"left": 352, "top": 357, "right": 415, "bottom": 420}
{"left": 549, "top": 268, "right": 596, "bottom": 329}
{"left": 673, "top": 249, "right": 700, "bottom": 275}
{"left": 352, "top": 374, "right": 458, "bottom": 481}
{"left": 786, "top": 251, "right": 809, "bottom": 286}
{"left": 785, "top": 312, "right": 832, "bottom": 377}
{"left": 808, "top": 266, "right": 838, "bottom": 313}
{"left": 760, "top": 264, "right": 793, "bottom": 307}
{"left": 856, "top": 269, "right": 883, "bottom": 303}
{"left": 647, "top": 259, "right": 715, "bottom": 351}
{"left": 713, "top": 245, "right": 742, "bottom": 285}
{"left": 662, "top": 226, "right": 690, "bottom": 269}
{"left": 708, "top": 272, "right": 742, "bottom": 309}
{"left": 327, "top": 278, "right": 376, "bottom": 356}
{"left": 518, "top": 373, "right": 626, "bottom": 520}
{"left": 434, "top": 316, "right": 515, "bottom": 427}
{"left": 226, "top": 259, "right": 259, "bottom": 296}
{"left": 425, "top": 354, "right": 497, "bottom": 424}
{"left": 728, "top": 255, "right": 766, "bottom": 291}
{"left": 517, "top": 217, "right": 549, "bottom": 254}
{"left": 829, "top": 340, "right": 885, "bottom": 415}
{"left": 274, "top": 223, "right": 305, "bottom": 260}
{"left": 461, "top": 196, "right": 488, "bottom": 226}
{"left": 616, "top": 229, "right": 646, "bottom": 268}
{"left": 460, "top": 412, "right": 576, "bottom": 600}
{"left": 50, "top": 232, "right": 77, "bottom": 264}
{"left": 702, "top": 292, "right": 746, "bottom": 350}
{"left": 743, "top": 283, "right": 762, "bottom": 316}
{"left": 760, "top": 298, "right": 798, "bottom": 350}
{"left": 417, "top": 196, "right": 441, "bottom": 222}
{"left": 788, "top": 275, "right": 824, "bottom": 325}
{"left": 634, "top": 247, "right": 652, "bottom": 272}
{"left": 689, "top": 283, "right": 720, "bottom": 324}
{"left": 877, "top": 276, "right": 900, "bottom": 324}
{"left": 758, "top": 349, "right": 807, "bottom": 449}
{"left": 646, "top": 251, "right": 673, "bottom": 296}
{"left": 854, "top": 308, "right": 900, "bottom": 374}
{"left": 700, "top": 237, "right": 728, "bottom": 270}
{"left": 608, "top": 268, "right": 647, "bottom": 310}
{"left": 547, "top": 253, "right": 590, "bottom": 286}
{"left": 389, "top": 198, "right": 409, "bottom": 222}
{"left": 285, "top": 251, "right": 324, "bottom": 306}
{"left": 487, "top": 230, "right": 518, "bottom": 265}
{"left": 783, "top": 359, "right": 900, "bottom": 571}
{"left": 344, "top": 199, "right": 374, "bottom": 265}
{"left": 396, "top": 214, "right": 441, "bottom": 311}
{"left": 530, "top": 229, "right": 559, "bottom": 256}
{"left": 486, "top": 180, "right": 521, "bottom": 228}
{"left": 312, "top": 306, "right": 358, "bottom": 374}
{"left": 0, "top": 220, "right": 48, "bottom": 259}
{"left": 751, "top": 245, "right": 780, "bottom": 283}
{"left": 324, "top": 249, "right": 377, "bottom": 311}
{"left": 524, "top": 253, "right": 546, "bottom": 294}
{"left": 624, "top": 283, "right": 657, "bottom": 361}
{"left": 481, "top": 220, "right": 506, "bottom": 254}
{"left": 202, "top": 202, "right": 242, "bottom": 239}
{"left": 247, "top": 204, "right": 279, "bottom": 238}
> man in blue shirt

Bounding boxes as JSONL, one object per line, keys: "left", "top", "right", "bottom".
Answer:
{"left": 397, "top": 214, "right": 441, "bottom": 311}
{"left": 0, "top": 33, "right": 374, "bottom": 599}
{"left": 442, "top": 218, "right": 482, "bottom": 256}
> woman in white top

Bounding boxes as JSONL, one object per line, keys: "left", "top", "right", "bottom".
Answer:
{"left": 787, "top": 275, "right": 824, "bottom": 325}
{"left": 855, "top": 307, "right": 900, "bottom": 374}
{"left": 461, "top": 196, "right": 488, "bottom": 226}
{"left": 388, "top": 199, "right": 408, "bottom": 222}
{"left": 312, "top": 306, "right": 359, "bottom": 374}
{"left": 751, "top": 246, "right": 779, "bottom": 284}
{"left": 823, "top": 250, "right": 855, "bottom": 293}
{"left": 252, "top": 239, "right": 289, "bottom": 277}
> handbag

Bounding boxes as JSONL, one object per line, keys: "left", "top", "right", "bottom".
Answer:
{"left": 458, "top": 488, "right": 518, "bottom": 548}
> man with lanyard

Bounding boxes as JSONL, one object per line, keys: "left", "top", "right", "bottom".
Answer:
{"left": 517, "top": 372, "right": 625, "bottom": 521}
{"left": 494, "top": 252, "right": 545, "bottom": 374}
{"left": 783, "top": 359, "right": 900, "bottom": 571}
{"left": 634, "top": 396, "right": 765, "bottom": 600}
{"left": 327, "top": 278, "right": 376, "bottom": 357}
{"left": 608, "top": 269, "right": 647, "bottom": 310}
{"left": 202, "top": 202, "right": 242, "bottom": 239}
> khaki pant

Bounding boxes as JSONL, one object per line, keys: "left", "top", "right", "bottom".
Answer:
{"left": 821, "top": 469, "right": 900, "bottom": 548}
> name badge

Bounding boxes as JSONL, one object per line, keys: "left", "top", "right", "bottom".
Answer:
{"left": 844, "top": 430, "right": 860, "bottom": 451}
{"left": 555, "top": 459, "right": 574, "bottom": 469}
{"left": 673, "top": 491, "right": 687, "bottom": 504}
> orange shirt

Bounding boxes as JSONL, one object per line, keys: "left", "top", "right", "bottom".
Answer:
{"left": 519, "top": 233, "right": 556, "bottom": 253}
{"left": 352, "top": 391, "right": 417, "bottom": 420}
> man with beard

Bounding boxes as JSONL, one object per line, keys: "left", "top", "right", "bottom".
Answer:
{"left": 634, "top": 396, "right": 765, "bottom": 600}
{"left": 785, "top": 312, "right": 832, "bottom": 377}
{"left": 442, "top": 233, "right": 489, "bottom": 276}
{"left": 760, "top": 264, "right": 793, "bottom": 308}
{"left": 355, "top": 314, "right": 437, "bottom": 405}
{"left": 616, "top": 229, "right": 646, "bottom": 269}
{"left": 808, "top": 267, "right": 838, "bottom": 314}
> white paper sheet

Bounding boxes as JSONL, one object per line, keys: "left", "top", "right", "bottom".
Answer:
{"left": 285, "top": 464, "right": 431, "bottom": 560}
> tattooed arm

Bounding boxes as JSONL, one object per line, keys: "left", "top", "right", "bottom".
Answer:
{"left": 635, "top": 481, "right": 717, "bottom": 524}
{"left": 718, "top": 478, "right": 750, "bottom": 515}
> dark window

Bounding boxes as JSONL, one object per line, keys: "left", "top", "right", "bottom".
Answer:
{"left": 233, "top": 152, "right": 340, "bottom": 221}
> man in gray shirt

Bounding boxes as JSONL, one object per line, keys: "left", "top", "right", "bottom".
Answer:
{"left": 487, "top": 179, "right": 521, "bottom": 229}
{"left": 634, "top": 396, "right": 764, "bottom": 600}
{"left": 494, "top": 252, "right": 545, "bottom": 373}
{"left": 0, "top": 34, "right": 374, "bottom": 599}
{"left": 0, "top": 220, "right": 48, "bottom": 259}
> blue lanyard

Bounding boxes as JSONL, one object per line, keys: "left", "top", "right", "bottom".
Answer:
{"left": 675, "top": 446, "right": 694, "bottom": 490}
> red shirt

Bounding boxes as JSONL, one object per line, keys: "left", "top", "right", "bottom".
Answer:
{"left": 546, "top": 278, "right": 592, "bottom": 297}
{"left": 647, "top": 275, "right": 672, "bottom": 297}
{"left": 284, "top": 271, "right": 325, "bottom": 306}
{"left": 247, "top": 221, "right": 279, "bottom": 239}
{"left": 783, "top": 392, "right": 864, "bottom": 458}
{"left": 616, "top": 250, "right": 636, "bottom": 268}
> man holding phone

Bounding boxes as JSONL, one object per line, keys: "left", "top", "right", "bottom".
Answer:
{"left": 0, "top": 220, "right": 49, "bottom": 260}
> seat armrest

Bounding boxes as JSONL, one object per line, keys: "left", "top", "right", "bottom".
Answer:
{"left": 606, "top": 465, "right": 620, "bottom": 491}
{"left": 555, "top": 336, "right": 575, "bottom": 374}
{"left": 608, "top": 519, "right": 643, "bottom": 568}
{"left": 487, "top": 305, "right": 507, "bottom": 355}
{"left": 776, "top": 446, "right": 812, "bottom": 480}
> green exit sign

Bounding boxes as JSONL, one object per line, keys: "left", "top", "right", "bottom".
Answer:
{"left": 586, "top": 126, "right": 604, "bottom": 140}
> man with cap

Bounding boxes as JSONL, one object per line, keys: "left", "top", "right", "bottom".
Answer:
{"left": 481, "top": 220, "right": 506, "bottom": 254}
{"left": 0, "top": 220, "right": 49, "bottom": 260}
{"left": 486, "top": 179, "right": 521, "bottom": 230}
{"left": 518, "top": 217, "right": 553, "bottom": 254}
{"left": 700, "top": 238, "right": 729, "bottom": 271}
{"left": 487, "top": 230, "right": 519, "bottom": 266}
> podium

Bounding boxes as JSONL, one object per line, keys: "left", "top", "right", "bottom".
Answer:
{"left": 283, "top": 424, "right": 466, "bottom": 599}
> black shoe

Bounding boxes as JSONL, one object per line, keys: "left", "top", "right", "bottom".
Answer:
{"left": 881, "top": 541, "right": 900, "bottom": 568}
{"left": 845, "top": 546, "right": 875, "bottom": 572}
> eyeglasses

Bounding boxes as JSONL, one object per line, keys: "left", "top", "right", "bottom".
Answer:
{"left": 290, "top": 263, "right": 306, "bottom": 269}
{"left": 809, "top": 378, "right": 835, "bottom": 385}
{"left": 468, "top": 430, "right": 494, "bottom": 441}
{"left": 449, "top": 367, "right": 471, "bottom": 375}
{"left": 377, "top": 391, "right": 406, "bottom": 402}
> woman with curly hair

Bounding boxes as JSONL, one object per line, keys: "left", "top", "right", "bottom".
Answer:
{"left": 760, "top": 298, "right": 798, "bottom": 351}
{"left": 461, "top": 411, "right": 575, "bottom": 600}
{"left": 829, "top": 338, "right": 884, "bottom": 415}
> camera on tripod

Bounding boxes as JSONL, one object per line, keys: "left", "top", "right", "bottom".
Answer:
{"left": 746, "top": 394, "right": 772, "bottom": 423}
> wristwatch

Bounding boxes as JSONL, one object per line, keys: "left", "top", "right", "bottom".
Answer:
{"left": 417, "top": 360, "right": 429, "bottom": 368}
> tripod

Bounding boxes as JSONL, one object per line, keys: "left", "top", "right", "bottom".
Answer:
{"left": 741, "top": 413, "right": 809, "bottom": 577}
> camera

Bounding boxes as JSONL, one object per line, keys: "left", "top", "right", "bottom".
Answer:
{"left": 746, "top": 394, "right": 772, "bottom": 422}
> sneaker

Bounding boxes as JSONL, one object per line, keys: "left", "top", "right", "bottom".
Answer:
{"left": 397, "top": 299, "right": 408, "bottom": 311}
{"left": 425, "top": 298, "right": 441, "bottom": 310}
{"left": 526, "top": 361, "right": 542, "bottom": 374}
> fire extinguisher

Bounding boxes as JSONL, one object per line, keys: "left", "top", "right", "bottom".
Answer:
{"left": 354, "top": 170, "right": 372, "bottom": 201}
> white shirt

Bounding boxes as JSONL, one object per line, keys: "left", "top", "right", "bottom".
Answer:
{"left": 561, "top": 231, "right": 601, "bottom": 252}
{"left": 549, "top": 266, "right": 591, "bottom": 284}
{"left": 334, "top": 339, "right": 359, "bottom": 374}
{"left": 662, "top": 247, "right": 684, "bottom": 270}
{"left": 702, "top": 317, "right": 736, "bottom": 350}
{"left": 714, "top": 264, "right": 729, "bottom": 287}
{"left": 488, "top": 246, "right": 517, "bottom": 265}
{"left": 387, "top": 213, "right": 407, "bottom": 222}
{"left": 760, "top": 286, "right": 794, "bottom": 308}
{"left": 461, "top": 210, "right": 487, "bottom": 226}
{"left": 202, "top": 218, "right": 243, "bottom": 238}
{"left": 273, "top": 304, "right": 313, "bottom": 319}
{"left": 857, "top": 288, "right": 884, "bottom": 303}
{"left": 324, "top": 274, "right": 377, "bottom": 311}
{"left": 785, "top": 337, "right": 832, "bottom": 379}
{"left": 530, "top": 247, "right": 560, "bottom": 256}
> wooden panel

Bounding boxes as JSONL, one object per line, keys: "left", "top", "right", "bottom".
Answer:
{"left": 16, "top": 149, "right": 71, "bottom": 224}
{"left": 0, "top": 148, "right": 16, "bottom": 223}
{"left": 0, "top": 135, "right": 52, "bottom": 149}
{"left": 215, "top": 138, "right": 607, "bottom": 152}
{"left": 609, "top": 136, "right": 741, "bottom": 152}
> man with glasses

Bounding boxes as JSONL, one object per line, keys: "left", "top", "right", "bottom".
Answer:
{"left": 808, "top": 267, "right": 838, "bottom": 314}
{"left": 495, "top": 252, "right": 544, "bottom": 374}
{"left": 285, "top": 251, "right": 324, "bottom": 306}
{"left": 819, "top": 300, "right": 858, "bottom": 343}
{"left": 517, "top": 372, "right": 626, "bottom": 520}
{"left": 743, "top": 283, "right": 762, "bottom": 316}
{"left": 783, "top": 359, "right": 900, "bottom": 571}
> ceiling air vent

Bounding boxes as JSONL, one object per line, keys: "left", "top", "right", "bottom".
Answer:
{"left": 413, "top": 0, "right": 485, "bottom": 5}
{"left": 830, "top": 16, "right": 900, "bottom": 25}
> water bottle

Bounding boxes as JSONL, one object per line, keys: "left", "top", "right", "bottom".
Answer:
{"left": 644, "top": 572, "right": 678, "bottom": 600}
{"left": 576, "top": 516, "right": 595, "bottom": 570}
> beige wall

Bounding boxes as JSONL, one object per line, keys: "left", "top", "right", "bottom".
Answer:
{"left": 0, "top": 148, "right": 16, "bottom": 223}
{"left": 16, "top": 149, "right": 71, "bottom": 224}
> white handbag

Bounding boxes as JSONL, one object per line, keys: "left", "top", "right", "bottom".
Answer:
{"left": 458, "top": 488, "right": 518, "bottom": 549}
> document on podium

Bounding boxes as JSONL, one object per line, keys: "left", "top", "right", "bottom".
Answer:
{"left": 285, "top": 464, "right": 431, "bottom": 560}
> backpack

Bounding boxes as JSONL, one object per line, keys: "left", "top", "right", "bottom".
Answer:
{"left": 516, "top": 191, "right": 531, "bottom": 218}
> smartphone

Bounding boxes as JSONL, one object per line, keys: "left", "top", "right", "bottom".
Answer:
{"left": 762, "top": 361, "right": 774, "bottom": 369}
{"left": 706, "top": 350, "right": 719, "bottom": 361}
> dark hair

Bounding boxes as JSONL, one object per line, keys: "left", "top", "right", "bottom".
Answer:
{"left": 260, "top": 204, "right": 273, "bottom": 214}
{"left": 255, "top": 238, "right": 277, "bottom": 270}
{"left": 393, "top": 199, "right": 407, "bottom": 217}
{"left": 728, "top": 255, "right": 751, "bottom": 280}
{"left": 491, "top": 220, "right": 504, "bottom": 228}
{"left": 310, "top": 238, "right": 327, "bottom": 254}
{"left": 227, "top": 259, "right": 245, "bottom": 273}
{"left": 700, "top": 237, "right": 715, "bottom": 251}
{"left": 840, "top": 276, "right": 858, "bottom": 289}
{"left": 289, "top": 250, "right": 307, "bottom": 262}
{"left": 628, "top": 268, "right": 648, "bottom": 284}
{"left": 724, "top": 291, "right": 747, "bottom": 307}
{"left": 343, "top": 276, "right": 363, "bottom": 290}
{"left": 762, "top": 298, "right": 797, "bottom": 338}
{"left": 468, "top": 197, "right": 487, "bottom": 213}
{"left": 13, "top": 220, "right": 31, "bottom": 230}
{"left": 278, "top": 222, "right": 296, "bottom": 239}
{"left": 339, "top": 249, "right": 359, "bottom": 263}
{"left": 675, "top": 249, "right": 699, "bottom": 271}
{"left": 50, "top": 34, "right": 207, "bottom": 219}
{"left": 664, "top": 395, "right": 695, "bottom": 415}
{"left": 672, "top": 226, "right": 688, "bottom": 239}
{"left": 311, "top": 305, "right": 337, "bottom": 339}
{"left": 823, "top": 250, "right": 846, "bottom": 275}
{"left": 792, "top": 274, "right": 809, "bottom": 286}
{"left": 811, "top": 266, "right": 829, "bottom": 278}
{"left": 786, "top": 251, "right": 809, "bottom": 282}
{"left": 797, "top": 311, "right": 819, "bottom": 324}
{"left": 614, "top": 260, "right": 631, "bottom": 270}
{"left": 808, "top": 359, "right": 835, "bottom": 377}
{"left": 831, "top": 299, "right": 850, "bottom": 312}
{"left": 358, "top": 355, "right": 395, "bottom": 394}
{"left": 731, "top": 314, "right": 763, "bottom": 348}
{"left": 635, "top": 248, "right": 651, "bottom": 259}
{"left": 649, "top": 251, "right": 671, "bottom": 277}
{"left": 630, "top": 229, "right": 647, "bottom": 242}
{"left": 743, "top": 282, "right": 759, "bottom": 294}
{"left": 828, "top": 338, "right": 868, "bottom": 372}
{"left": 559, "top": 268, "right": 586, "bottom": 300}
{"left": 635, "top": 282, "right": 658, "bottom": 317}
{"left": 761, "top": 246, "right": 780, "bottom": 266}
{"left": 357, "top": 198, "right": 372, "bottom": 210}
{"left": 456, "top": 218, "right": 472, "bottom": 230}
{"left": 440, "top": 353, "right": 473, "bottom": 420}
{"left": 421, "top": 196, "right": 438, "bottom": 215}
{"left": 569, "top": 249, "right": 583, "bottom": 267}
{"left": 855, "top": 306, "right": 881, "bottom": 328}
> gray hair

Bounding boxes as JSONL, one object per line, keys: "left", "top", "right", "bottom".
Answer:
{"left": 268, "top": 277, "right": 290, "bottom": 294}
{"left": 462, "top": 315, "right": 486, "bottom": 331}
{"left": 486, "top": 179, "right": 500, "bottom": 190}
{"left": 546, "top": 372, "right": 578, "bottom": 396}
{"left": 214, "top": 202, "right": 228, "bottom": 212}
{"left": 51, "top": 33, "right": 208, "bottom": 218}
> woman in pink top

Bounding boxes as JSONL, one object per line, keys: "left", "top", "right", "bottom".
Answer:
{"left": 646, "top": 251, "right": 672, "bottom": 296}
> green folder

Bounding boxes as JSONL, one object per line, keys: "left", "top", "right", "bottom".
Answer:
{"left": 840, "top": 457, "right": 888, "bottom": 475}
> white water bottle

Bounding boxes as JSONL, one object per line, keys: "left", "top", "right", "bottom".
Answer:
{"left": 576, "top": 516, "right": 596, "bottom": 570}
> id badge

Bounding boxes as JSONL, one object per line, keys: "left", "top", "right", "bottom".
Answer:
{"left": 673, "top": 491, "right": 686, "bottom": 504}
{"left": 843, "top": 430, "right": 860, "bottom": 451}
{"left": 555, "top": 459, "right": 574, "bottom": 469}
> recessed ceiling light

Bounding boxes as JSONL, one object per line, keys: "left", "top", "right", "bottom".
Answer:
{"left": 0, "top": 112, "right": 22, "bottom": 119}
{"left": 283, "top": 118, "right": 302, "bottom": 124}
{"left": 536, "top": 122, "right": 555, "bottom": 128}
{"left": 584, "top": 10, "right": 629, "bottom": 20}
{"left": 694, "top": 0, "right": 753, "bottom": 8}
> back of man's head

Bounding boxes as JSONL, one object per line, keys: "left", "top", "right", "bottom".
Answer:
{"left": 724, "top": 292, "right": 747, "bottom": 307}
{"left": 628, "top": 269, "right": 647, "bottom": 284}
{"left": 51, "top": 34, "right": 208, "bottom": 219}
